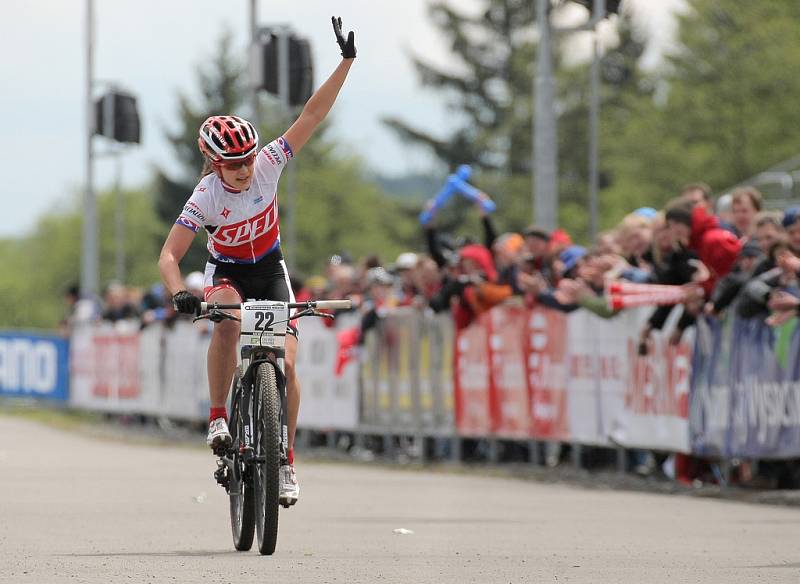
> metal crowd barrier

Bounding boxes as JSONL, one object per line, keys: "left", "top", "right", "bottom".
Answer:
{"left": 3, "top": 302, "right": 800, "bottom": 461}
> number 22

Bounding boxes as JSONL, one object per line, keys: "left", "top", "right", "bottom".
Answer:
{"left": 254, "top": 311, "right": 275, "bottom": 330}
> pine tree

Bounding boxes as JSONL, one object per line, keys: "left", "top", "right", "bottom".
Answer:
{"left": 605, "top": 0, "right": 800, "bottom": 206}
{"left": 384, "top": 0, "right": 537, "bottom": 174}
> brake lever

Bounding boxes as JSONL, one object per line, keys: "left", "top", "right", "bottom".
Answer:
{"left": 193, "top": 310, "right": 240, "bottom": 323}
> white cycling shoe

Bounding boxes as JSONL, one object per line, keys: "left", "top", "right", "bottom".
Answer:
{"left": 279, "top": 464, "right": 300, "bottom": 507}
{"left": 206, "top": 418, "right": 232, "bottom": 450}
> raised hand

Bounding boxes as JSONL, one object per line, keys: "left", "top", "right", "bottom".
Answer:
{"left": 332, "top": 16, "right": 356, "bottom": 59}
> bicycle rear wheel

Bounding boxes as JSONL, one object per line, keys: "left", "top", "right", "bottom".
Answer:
{"left": 229, "top": 381, "right": 255, "bottom": 551}
{"left": 254, "top": 362, "right": 281, "bottom": 555}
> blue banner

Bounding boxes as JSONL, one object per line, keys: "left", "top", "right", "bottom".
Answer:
{"left": 0, "top": 331, "right": 69, "bottom": 401}
{"left": 690, "top": 316, "right": 800, "bottom": 458}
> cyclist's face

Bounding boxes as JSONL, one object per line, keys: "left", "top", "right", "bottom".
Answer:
{"left": 218, "top": 154, "right": 256, "bottom": 190}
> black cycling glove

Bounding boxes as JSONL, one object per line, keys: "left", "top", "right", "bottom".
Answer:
{"left": 332, "top": 16, "right": 356, "bottom": 59}
{"left": 172, "top": 290, "right": 201, "bottom": 315}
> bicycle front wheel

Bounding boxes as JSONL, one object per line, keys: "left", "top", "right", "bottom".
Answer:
{"left": 254, "top": 361, "right": 281, "bottom": 555}
{"left": 229, "top": 388, "right": 255, "bottom": 551}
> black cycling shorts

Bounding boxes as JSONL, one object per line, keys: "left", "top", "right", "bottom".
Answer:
{"left": 203, "top": 248, "right": 298, "bottom": 337}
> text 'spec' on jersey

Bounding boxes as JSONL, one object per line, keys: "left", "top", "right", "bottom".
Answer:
{"left": 176, "top": 137, "right": 294, "bottom": 264}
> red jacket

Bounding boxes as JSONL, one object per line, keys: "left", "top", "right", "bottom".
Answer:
{"left": 688, "top": 206, "right": 742, "bottom": 294}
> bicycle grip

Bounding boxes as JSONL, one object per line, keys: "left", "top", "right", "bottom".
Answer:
{"left": 315, "top": 300, "right": 352, "bottom": 310}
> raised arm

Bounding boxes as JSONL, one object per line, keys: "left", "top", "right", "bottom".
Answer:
{"left": 283, "top": 17, "right": 356, "bottom": 155}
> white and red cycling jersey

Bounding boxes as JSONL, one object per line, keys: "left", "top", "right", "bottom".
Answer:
{"left": 175, "top": 136, "right": 294, "bottom": 264}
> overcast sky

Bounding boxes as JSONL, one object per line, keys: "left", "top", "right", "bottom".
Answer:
{"left": 1, "top": 0, "right": 684, "bottom": 237}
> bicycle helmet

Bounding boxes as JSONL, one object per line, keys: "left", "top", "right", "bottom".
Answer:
{"left": 197, "top": 115, "right": 259, "bottom": 163}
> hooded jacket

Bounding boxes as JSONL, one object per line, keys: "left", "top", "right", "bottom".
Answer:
{"left": 688, "top": 205, "right": 742, "bottom": 294}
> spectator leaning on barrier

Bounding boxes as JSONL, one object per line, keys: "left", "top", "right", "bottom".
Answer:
{"left": 616, "top": 213, "right": 654, "bottom": 272}
{"left": 521, "top": 225, "right": 552, "bottom": 280}
{"left": 638, "top": 214, "right": 701, "bottom": 350}
{"left": 783, "top": 206, "right": 800, "bottom": 253}
{"left": 101, "top": 282, "right": 140, "bottom": 323}
{"left": 737, "top": 238, "right": 792, "bottom": 320}
{"left": 393, "top": 252, "right": 420, "bottom": 306}
{"left": 358, "top": 267, "right": 397, "bottom": 341}
{"left": 680, "top": 182, "right": 714, "bottom": 213}
{"left": 730, "top": 186, "right": 763, "bottom": 238}
{"left": 429, "top": 243, "right": 511, "bottom": 329}
{"left": 665, "top": 198, "right": 742, "bottom": 295}
{"left": 707, "top": 240, "right": 763, "bottom": 317}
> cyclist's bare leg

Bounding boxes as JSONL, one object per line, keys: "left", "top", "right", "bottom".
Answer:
{"left": 207, "top": 288, "right": 242, "bottom": 408}
{"left": 284, "top": 334, "right": 300, "bottom": 452}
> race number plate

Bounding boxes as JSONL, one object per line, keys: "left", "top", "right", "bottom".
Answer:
{"left": 240, "top": 301, "right": 289, "bottom": 348}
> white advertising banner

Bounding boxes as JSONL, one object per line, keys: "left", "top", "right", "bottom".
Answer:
{"left": 70, "top": 321, "right": 160, "bottom": 415}
{"left": 295, "top": 314, "right": 360, "bottom": 430}
{"left": 564, "top": 307, "right": 691, "bottom": 453}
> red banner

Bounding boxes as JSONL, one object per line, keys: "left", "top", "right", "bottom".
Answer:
{"left": 526, "top": 308, "right": 569, "bottom": 440}
{"left": 627, "top": 338, "right": 691, "bottom": 418}
{"left": 92, "top": 333, "right": 140, "bottom": 399}
{"left": 453, "top": 313, "right": 493, "bottom": 436}
{"left": 488, "top": 305, "right": 530, "bottom": 437}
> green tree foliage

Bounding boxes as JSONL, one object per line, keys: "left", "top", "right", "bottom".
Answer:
{"left": 0, "top": 189, "right": 162, "bottom": 329}
{"left": 384, "top": 0, "right": 537, "bottom": 174}
{"left": 385, "top": 1, "right": 651, "bottom": 241}
{"left": 602, "top": 0, "right": 800, "bottom": 212}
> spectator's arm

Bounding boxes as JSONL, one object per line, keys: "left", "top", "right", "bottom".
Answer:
{"left": 425, "top": 226, "right": 448, "bottom": 268}
{"left": 428, "top": 278, "right": 465, "bottom": 313}
{"left": 578, "top": 295, "right": 619, "bottom": 319}
{"left": 536, "top": 291, "right": 579, "bottom": 313}
{"left": 647, "top": 305, "right": 674, "bottom": 331}
{"left": 482, "top": 215, "right": 498, "bottom": 250}
{"left": 710, "top": 272, "right": 746, "bottom": 314}
{"left": 736, "top": 272, "right": 780, "bottom": 319}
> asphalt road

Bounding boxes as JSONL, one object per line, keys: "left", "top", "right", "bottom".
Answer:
{"left": 1, "top": 416, "right": 799, "bottom": 584}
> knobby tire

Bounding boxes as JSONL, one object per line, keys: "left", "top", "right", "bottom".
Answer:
{"left": 229, "top": 380, "right": 255, "bottom": 551}
{"left": 254, "top": 362, "right": 281, "bottom": 555}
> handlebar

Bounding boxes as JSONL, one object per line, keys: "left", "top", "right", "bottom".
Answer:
{"left": 198, "top": 299, "right": 352, "bottom": 313}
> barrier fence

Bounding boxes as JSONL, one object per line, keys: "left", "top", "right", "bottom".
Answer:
{"left": 2, "top": 304, "right": 800, "bottom": 460}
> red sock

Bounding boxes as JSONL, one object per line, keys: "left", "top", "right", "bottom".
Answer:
{"left": 287, "top": 448, "right": 294, "bottom": 465}
{"left": 209, "top": 407, "right": 227, "bottom": 422}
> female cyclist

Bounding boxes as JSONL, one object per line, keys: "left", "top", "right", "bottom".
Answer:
{"left": 158, "top": 17, "right": 356, "bottom": 506}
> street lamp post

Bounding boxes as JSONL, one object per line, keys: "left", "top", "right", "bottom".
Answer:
{"left": 588, "top": 0, "right": 605, "bottom": 240}
{"left": 82, "top": 0, "right": 99, "bottom": 301}
{"left": 533, "top": 0, "right": 558, "bottom": 231}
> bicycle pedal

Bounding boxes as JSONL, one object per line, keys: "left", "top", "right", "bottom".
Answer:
{"left": 213, "top": 466, "right": 229, "bottom": 489}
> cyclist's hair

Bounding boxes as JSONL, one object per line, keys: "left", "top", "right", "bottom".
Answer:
{"left": 200, "top": 156, "right": 215, "bottom": 179}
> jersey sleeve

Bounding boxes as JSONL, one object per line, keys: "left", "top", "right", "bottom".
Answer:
{"left": 258, "top": 136, "right": 294, "bottom": 176}
{"left": 175, "top": 184, "right": 211, "bottom": 233}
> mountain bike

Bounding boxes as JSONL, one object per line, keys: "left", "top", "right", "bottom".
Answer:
{"left": 194, "top": 299, "right": 351, "bottom": 555}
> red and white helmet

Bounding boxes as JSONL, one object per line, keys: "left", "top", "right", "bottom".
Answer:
{"left": 197, "top": 115, "right": 259, "bottom": 163}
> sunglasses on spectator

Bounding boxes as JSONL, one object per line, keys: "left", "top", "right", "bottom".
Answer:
{"left": 218, "top": 152, "right": 257, "bottom": 170}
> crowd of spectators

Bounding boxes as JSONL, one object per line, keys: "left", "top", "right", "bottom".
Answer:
{"left": 293, "top": 182, "right": 800, "bottom": 351}
{"left": 61, "top": 181, "right": 800, "bottom": 487}
{"left": 65, "top": 181, "right": 800, "bottom": 358}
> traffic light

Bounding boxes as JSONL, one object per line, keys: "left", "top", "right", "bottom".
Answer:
{"left": 571, "top": 0, "right": 622, "bottom": 16}
{"left": 253, "top": 30, "right": 314, "bottom": 107}
{"left": 94, "top": 91, "right": 141, "bottom": 144}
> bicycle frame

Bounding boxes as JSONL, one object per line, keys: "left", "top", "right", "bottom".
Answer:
{"left": 204, "top": 299, "right": 350, "bottom": 473}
